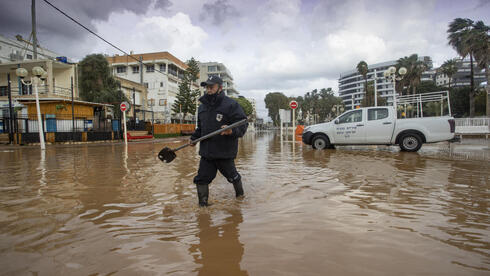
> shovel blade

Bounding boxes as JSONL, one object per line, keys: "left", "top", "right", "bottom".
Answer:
{"left": 158, "top": 147, "right": 176, "bottom": 163}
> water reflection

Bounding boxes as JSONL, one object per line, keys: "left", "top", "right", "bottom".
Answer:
{"left": 0, "top": 133, "right": 489, "bottom": 274}
{"left": 190, "top": 208, "right": 248, "bottom": 275}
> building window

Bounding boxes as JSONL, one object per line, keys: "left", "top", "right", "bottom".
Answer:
{"left": 208, "top": 66, "right": 217, "bottom": 72}
{"left": 116, "top": 66, "right": 126, "bottom": 73}
{"left": 160, "top": 82, "right": 164, "bottom": 87}
{"left": 146, "top": 65, "right": 154, "bottom": 72}
{"left": 159, "top": 99, "right": 166, "bottom": 106}
{"left": 132, "top": 66, "right": 139, "bottom": 74}
{"left": 160, "top": 64, "right": 166, "bottom": 72}
{"left": 168, "top": 64, "right": 177, "bottom": 76}
{"left": 26, "top": 54, "right": 33, "bottom": 59}
{"left": 178, "top": 70, "right": 185, "bottom": 80}
{"left": 0, "top": 86, "right": 8, "bottom": 96}
{"left": 144, "top": 82, "right": 148, "bottom": 88}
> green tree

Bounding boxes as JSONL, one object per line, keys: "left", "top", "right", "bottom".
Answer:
{"left": 78, "top": 54, "right": 128, "bottom": 118}
{"left": 396, "top": 54, "right": 428, "bottom": 95}
{"left": 416, "top": 81, "right": 444, "bottom": 94}
{"left": 234, "top": 97, "right": 253, "bottom": 117}
{"left": 186, "top": 57, "right": 200, "bottom": 91}
{"left": 294, "top": 88, "right": 342, "bottom": 122}
{"left": 264, "top": 92, "right": 289, "bottom": 126}
{"left": 172, "top": 58, "right": 200, "bottom": 121}
{"left": 450, "top": 86, "right": 487, "bottom": 117}
{"left": 439, "top": 59, "right": 458, "bottom": 89}
{"left": 361, "top": 81, "right": 387, "bottom": 107}
{"left": 357, "top": 61, "right": 369, "bottom": 105}
{"left": 471, "top": 21, "right": 490, "bottom": 116}
{"left": 447, "top": 18, "right": 488, "bottom": 117}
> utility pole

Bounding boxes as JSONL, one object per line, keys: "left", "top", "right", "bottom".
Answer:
{"left": 31, "top": 0, "right": 38, "bottom": 59}
{"left": 133, "top": 87, "right": 136, "bottom": 129}
{"left": 374, "top": 69, "right": 377, "bottom": 107}
{"left": 71, "top": 77, "right": 75, "bottom": 140}
{"left": 7, "top": 73, "right": 13, "bottom": 144}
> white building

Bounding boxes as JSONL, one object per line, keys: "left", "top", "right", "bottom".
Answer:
{"left": 198, "top": 62, "right": 239, "bottom": 97}
{"left": 338, "top": 56, "right": 433, "bottom": 109}
{"left": 246, "top": 97, "right": 256, "bottom": 117}
{"left": 107, "top": 52, "right": 192, "bottom": 122}
{"left": 435, "top": 72, "right": 450, "bottom": 87}
{"left": 0, "top": 34, "right": 66, "bottom": 63}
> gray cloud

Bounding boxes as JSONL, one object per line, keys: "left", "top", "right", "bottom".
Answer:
{"left": 0, "top": 0, "right": 171, "bottom": 55}
{"left": 199, "top": 0, "right": 239, "bottom": 25}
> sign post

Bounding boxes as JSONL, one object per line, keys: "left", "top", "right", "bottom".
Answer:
{"left": 290, "top": 101, "right": 298, "bottom": 140}
{"left": 120, "top": 102, "right": 129, "bottom": 145}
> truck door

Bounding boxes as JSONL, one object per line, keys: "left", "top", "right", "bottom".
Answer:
{"left": 333, "top": 109, "right": 365, "bottom": 144}
{"left": 364, "top": 108, "right": 394, "bottom": 143}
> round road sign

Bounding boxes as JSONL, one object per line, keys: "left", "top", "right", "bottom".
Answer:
{"left": 120, "top": 102, "right": 129, "bottom": 112}
{"left": 289, "top": 100, "right": 298, "bottom": 109}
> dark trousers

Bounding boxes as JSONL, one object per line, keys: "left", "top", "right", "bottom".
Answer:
{"left": 193, "top": 157, "right": 241, "bottom": 186}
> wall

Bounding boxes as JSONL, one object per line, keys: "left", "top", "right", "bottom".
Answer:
{"left": 26, "top": 102, "right": 94, "bottom": 117}
{"left": 153, "top": 123, "right": 195, "bottom": 134}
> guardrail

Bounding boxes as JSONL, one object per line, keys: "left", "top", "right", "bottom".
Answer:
{"left": 454, "top": 117, "right": 490, "bottom": 139}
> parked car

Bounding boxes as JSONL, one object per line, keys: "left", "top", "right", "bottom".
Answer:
{"left": 302, "top": 106, "right": 455, "bottom": 152}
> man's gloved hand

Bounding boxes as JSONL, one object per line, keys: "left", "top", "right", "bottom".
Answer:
{"left": 220, "top": 125, "right": 233, "bottom": 135}
{"left": 190, "top": 138, "right": 197, "bottom": 146}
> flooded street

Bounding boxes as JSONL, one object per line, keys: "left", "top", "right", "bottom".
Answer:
{"left": 0, "top": 132, "right": 489, "bottom": 275}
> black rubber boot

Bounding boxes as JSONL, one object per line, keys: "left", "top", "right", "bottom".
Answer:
{"left": 196, "top": 184, "right": 209, "bottom": 207}
{"left": 233, "top": 180, "right": 244, "bottom": 198}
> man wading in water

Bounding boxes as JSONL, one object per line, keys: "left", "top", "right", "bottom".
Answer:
{"left": 190, "top": 75, "right": 248, "bottom": 207}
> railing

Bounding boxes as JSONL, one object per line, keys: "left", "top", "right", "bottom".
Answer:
{"left": 0, "top": 115, "right": 120, "bottom": 134}
{"left": 455, "top": 118, "right": 490, "bottom": 134}
{"left": 7, "top": 85, "right": 72, "bottom": 97}
{"left": 396, "top": 91, "right": 451, "bottom": 118}
{"left": 53, "top": 86, "right": 72, "bottom": 97}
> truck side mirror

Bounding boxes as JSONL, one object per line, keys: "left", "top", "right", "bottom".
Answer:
{"left": 334, "top": 120, "right": 339, "bottom": 124}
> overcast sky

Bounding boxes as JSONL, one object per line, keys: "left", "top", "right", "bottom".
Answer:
{"left": 1, "top": 0, "right": 489, "bottom": 118}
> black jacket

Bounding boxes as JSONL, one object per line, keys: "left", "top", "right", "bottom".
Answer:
{"left": 191, "top": 92, "right": 248, "bottom": 159}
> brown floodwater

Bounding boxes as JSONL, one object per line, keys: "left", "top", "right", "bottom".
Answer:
{"left": 0, "top": 132, "right": 489, "bottom": 275}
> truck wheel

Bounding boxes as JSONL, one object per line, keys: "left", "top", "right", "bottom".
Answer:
{"left": 312, "top": 136, "right": 329, "bottom": 150}
{"left": 399, "top": 133, "right": 422, "bottom": 152}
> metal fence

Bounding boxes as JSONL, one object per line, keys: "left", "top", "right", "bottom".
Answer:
{"left": 454, "top": 117, "right": 490, "bottom": 134}
{"left": 0, "top": 114, "right": 119, "bottom": 133}
{"left": 0, "top": 114, "right": 123, "bottom": 144}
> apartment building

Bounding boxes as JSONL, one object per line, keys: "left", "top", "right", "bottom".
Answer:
{"left": 338, "top": 56, "right": 433, "bottom": 109}
{"left": 0, "top": 34, "right": 66, "bottom": 63}
{"left": 438, "top": 57, "right": 486, "bottom": 88}
{"left": 198, "top": 62, "right": 239, "bottom": 97}
{"left": 107, "top": 51, "right": 189, "bottom": 122}
{"left": 0, "top": 59, "right": 78, "bottom": 117}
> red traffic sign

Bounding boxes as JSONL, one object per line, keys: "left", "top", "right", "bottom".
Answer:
{"left": 289, "top": 100, "right": 298, "bottom": 109}
{"left": 120, "top": 102, "right": 129, "bottom": 112}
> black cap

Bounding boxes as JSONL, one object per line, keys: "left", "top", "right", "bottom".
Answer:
{"left": 200, "top": 75, "right": 223, "bottom": 87}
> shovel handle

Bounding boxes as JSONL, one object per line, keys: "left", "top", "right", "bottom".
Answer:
{"left": 173, "top": 119, "right": 248, "bottom": 152}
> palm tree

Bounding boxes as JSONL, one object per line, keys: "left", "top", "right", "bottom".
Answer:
{"left": 440, "top": 59, "right": 458, "bottom": 89}
{"left": 396, "top": 54, "right": 427, "bottom": 95}
{"left": 357, "top": 61, "right": 369, "bottom": 106}
{"left": 448, "top": 18, "right": 483, "bottom": 117}
{"left": 471, "top": 21, "right": 490, "bottom": 116}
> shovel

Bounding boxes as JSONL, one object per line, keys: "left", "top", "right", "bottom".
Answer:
{"left": 158, "top": 119, "right": 248, "bottom": 163}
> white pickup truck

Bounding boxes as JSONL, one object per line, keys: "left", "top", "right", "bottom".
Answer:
{"left": 302, "top": 106, "right": 455, "bottom": 152}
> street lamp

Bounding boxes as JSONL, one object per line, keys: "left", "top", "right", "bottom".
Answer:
{"left": 16, "top": 66, "right": 47, "bottom": 150}
{"left": 383, "top": 66, "right": 407, "bottom": 114}
{"left": 331, "top": 105, "right": 344, "bottom": 117}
